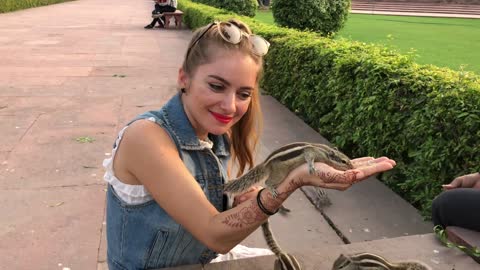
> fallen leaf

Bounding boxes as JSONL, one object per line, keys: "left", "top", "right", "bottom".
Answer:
{"left": 48, "top": 202, "right": 64, "bottom": 207}
{"left": 75, "top": 136, "right": 95, "bottom": 143}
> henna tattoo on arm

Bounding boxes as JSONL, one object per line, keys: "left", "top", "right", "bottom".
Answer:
{"left": 221, "top": 178, "right": 307, "bottom": 229}
{"left": 262, "top": 177, "right": 306, "bottom": 214}
{"left": 221, "top": 199, "right": 265, "bottom": 228}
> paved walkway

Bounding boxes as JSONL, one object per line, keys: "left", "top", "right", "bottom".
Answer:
{"left": 0, "top": 1, "right": 478, "bottom": 270}
{"left": 0, "top": 0, "right": 191, "bottom": 269}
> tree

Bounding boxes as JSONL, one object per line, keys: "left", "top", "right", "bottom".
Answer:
{"left": 272, "top": 0, "right": 351, "bottom": 36}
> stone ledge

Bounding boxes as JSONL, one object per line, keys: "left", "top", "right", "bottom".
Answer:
{"left": 161, "top": 234, "right": 479, "bottom": 270}
{"left": 446, "top": 226, "right": 480, "bottom": 263}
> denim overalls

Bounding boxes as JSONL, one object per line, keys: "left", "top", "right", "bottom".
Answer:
{"left": 106, "top": 93, "right": 230, "bottom": 270}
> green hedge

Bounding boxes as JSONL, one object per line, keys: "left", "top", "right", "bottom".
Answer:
{"left": 0, "top": 0, "right": 74, "bottom": 13}
{"left": 178, "top": 0, "right": 480, "bottom": 217}
{"left": 190, "top": 0, "right": 257, "bottom": 17}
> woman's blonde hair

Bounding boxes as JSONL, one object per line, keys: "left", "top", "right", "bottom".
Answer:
{"left": 181, "top": 19, "right": 264, "bottom": 177}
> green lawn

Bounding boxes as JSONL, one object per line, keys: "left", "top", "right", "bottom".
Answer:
{"left": 0, "top": 0, "right": 74, "bottom": 13}
{"left": 255, "top": 10, "right": 480, "bottom": 74}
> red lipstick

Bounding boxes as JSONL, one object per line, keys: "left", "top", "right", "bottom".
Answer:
{"left": 211, "top": 111, "right": 233, "bottom": 124}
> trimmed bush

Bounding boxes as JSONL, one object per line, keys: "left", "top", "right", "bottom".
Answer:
{"left": 0, "top": 0, "right": 74, "bottom": 13}
{"left": 178, "top": 0, "right": 480, "bottom": 217}
{"left": 190, "top": 0, "right": 258, "bottom": 17}
{"left": 271, "top": 0, "right": 351, "bottom": 35}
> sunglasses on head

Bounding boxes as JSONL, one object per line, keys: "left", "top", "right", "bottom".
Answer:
{"left": 185, "top": 21, "right": 270, "bottom": 60}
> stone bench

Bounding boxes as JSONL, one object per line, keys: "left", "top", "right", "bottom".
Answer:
{"left": 152, "top": 10, "right": 184, "bottom": 29}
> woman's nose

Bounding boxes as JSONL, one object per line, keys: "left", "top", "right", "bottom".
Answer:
{"left": 220, "top": 93, "right": 236, "bottom": 113}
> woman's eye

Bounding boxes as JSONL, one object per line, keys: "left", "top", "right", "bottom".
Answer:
{"left": 238, "top": 92, "right": 252, "bottom": 100}
{"left": 209, "top": 83, "right": 224, "bottom": 91}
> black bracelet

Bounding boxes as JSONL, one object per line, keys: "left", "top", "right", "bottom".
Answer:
{"left": 256, "top": 188, "right": 279, "bottom": 216}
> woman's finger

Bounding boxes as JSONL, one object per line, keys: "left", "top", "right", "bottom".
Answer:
{"left": 351, "top": 156, "right": 374, "bottom": 164}
{"left": 320, "top": 182, "right": 352, "bottom": 191}
{"left": 354, "top": 157, "right": 396, "bottom": 169}
{"left": 233, "top": 186, "right": 262, "bottom": 206}
{"left": 355, "top": 161, "right": 395, "bottom": 178}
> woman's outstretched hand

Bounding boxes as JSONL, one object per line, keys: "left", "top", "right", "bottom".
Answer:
{"left": 231, "top": 156, "right": 397, "bottom": 206}
{"left": 293, "top": 156, "right": 396, "bottom": 191}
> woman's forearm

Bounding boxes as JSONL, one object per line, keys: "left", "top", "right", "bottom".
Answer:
{"left": 207, "top": 176, "right": 305, "bottom": 253}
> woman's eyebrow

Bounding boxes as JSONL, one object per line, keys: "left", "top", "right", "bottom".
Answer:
{"left": 207, "top": 75, "right": 254, "bottom": 91}
{"left": 208, "top": 75, "right": 231, "bottom": 86}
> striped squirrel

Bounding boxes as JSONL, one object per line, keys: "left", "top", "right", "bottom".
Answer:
{"left": 332, "top": 253, "right": 432, "bottom": 270}
{"left": 225, "top": 142, "right": 354, "bottom": 270}
{"left": 224, "top": 142, "right": 353, "bottom": 198}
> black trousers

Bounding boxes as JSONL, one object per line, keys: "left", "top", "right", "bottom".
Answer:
{"left": 149, "top": 4, "right": 176, "bottom": 26}
{"left": 431, "top": 188, "right": 480, "bottom": 231}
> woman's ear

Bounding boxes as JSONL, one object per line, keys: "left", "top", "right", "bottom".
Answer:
{"left": 177, "top": 67, "right": 188, "bottom": 89}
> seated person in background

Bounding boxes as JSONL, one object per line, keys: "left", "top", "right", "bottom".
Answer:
{"left": 432, "top": 172, "right": 480, "bottom": 232}
{"left": 144, "top": 0, "right": 177, "bottom": 29}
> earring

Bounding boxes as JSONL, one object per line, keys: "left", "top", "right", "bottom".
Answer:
{"left": 181, "top": 88, "right": 186, "bottom": 94}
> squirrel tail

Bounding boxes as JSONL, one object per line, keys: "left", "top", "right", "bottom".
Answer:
{"left": 263, "top": 221, "right": 303, "bottom": 270}
{"left": 223, "top": 165, "right": 266, "bottom": 194}
{"left": 261, "top": 221, "right": 282, "bottom": 256}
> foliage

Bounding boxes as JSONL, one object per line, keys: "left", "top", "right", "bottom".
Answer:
{"left": 0, "top": 0, "right": 74, "bottom": 13}
{"left": 190, "top": 0, "right": 258, "bottom": 17}
{"left": 75, "top": 136, "right": 95, "bottom": 143}
{"left": 271, "top": 0, "right": 350, "bottom": 35}
{"left": 178, "top": 0, "right": 480, "bottom": 217}
{"left": 434, "top": 225, "right": 480, "bottom": 258}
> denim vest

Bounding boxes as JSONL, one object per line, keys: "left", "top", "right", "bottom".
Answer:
{"left": 106, "top": 93, "right": 230, "bottom": 270}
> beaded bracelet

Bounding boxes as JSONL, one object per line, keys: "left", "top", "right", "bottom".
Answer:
{"left": 256, "top": 188, "right": 279, "bottom": 216}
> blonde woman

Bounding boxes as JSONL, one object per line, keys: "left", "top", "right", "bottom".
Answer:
{"left": 104, "top": 19, "right": 396, "bottom": 270}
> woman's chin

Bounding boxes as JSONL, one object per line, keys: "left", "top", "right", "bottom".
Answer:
{"left": 207, "top": 125, "right": 231, "bottom": 136}
{"left": 208, "top": 129, "right": 228, "bottom": 136}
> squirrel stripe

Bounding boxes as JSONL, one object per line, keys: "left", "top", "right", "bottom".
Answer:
{"left": 264, "top": 144, "right": 310, "bottom": 163}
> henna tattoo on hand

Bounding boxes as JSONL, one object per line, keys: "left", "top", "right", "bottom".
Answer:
{"left": 315, "top": 170, "right": 360, "bottom": 184}
{"left": 345, "top": 170, "right": 360, "bottom": 183}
